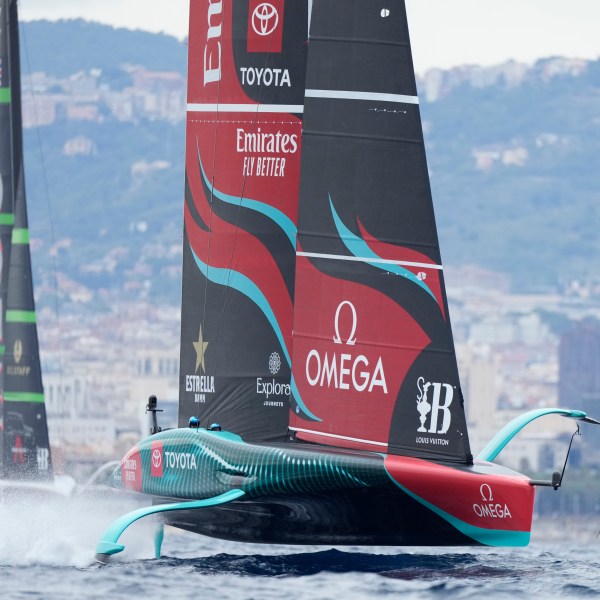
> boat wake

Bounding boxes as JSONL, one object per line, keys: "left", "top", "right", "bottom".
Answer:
{"left": 0, "top": 489, "right": 153, "bottom": 567}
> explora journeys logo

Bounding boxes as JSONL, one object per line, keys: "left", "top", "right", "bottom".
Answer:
{"left": 416, "top": 377, "right": 454, "bottom": 434}
{"left": 269, "top": 352, "right": 281, "bottom": 375}
{"left": 305, "top": 301, "right": 388, "bottom": 394}
{"left": 257, "top": 352, "right": 290, "bottom": 400}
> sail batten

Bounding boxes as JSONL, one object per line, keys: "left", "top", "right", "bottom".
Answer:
{"left": 303, "top": 130, "right": 424, "bottom": 146}
{"left": 4, "top": 393, "right": 45, "bottom": 403}
{"left": 309, "top": 35, "right": 410, "bottom": 48}
{"left": 305, "top": 89, "right": 419, "bottom": 104}
{"left": 188, "top": 103, "right": 305, "bottom": 114}
{"left": 297, "top": 251, "right": 443, "bottom": 270}
{"left": 289, "top": 426, "right": 388, "bottom": 448}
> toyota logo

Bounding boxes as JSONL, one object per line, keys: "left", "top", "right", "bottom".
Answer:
{"left": 252, "top": 3, "right": 279, "bottom": 36}
{"left": 152, "top": 448, "right": 162, "bottom": 469}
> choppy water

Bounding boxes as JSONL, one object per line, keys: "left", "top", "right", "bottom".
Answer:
{"left": 1, "top": 492, "right": 599, "bottom": 599}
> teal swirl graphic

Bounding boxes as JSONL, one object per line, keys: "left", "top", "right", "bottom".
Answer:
{"left": 329, "top": 195, "right": 438, "bottom": 303}
{"left": 192, "top": 248, "right": 290, "bottom": 364}
{"left": 197, "top": 140, "right": 297, "bottom": 247}
{"left": 190, "top": 247, "right": 320, "bottom": 422}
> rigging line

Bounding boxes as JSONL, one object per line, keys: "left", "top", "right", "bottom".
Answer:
{"left": 200, "top": 7, "right": 225, "bottom": 425}
{"left": 208, "top": 16, "right": 278, "bottom": 428}
{"left": 19, "top": 15, "right": 65, "bottom": 426}
{"left": 558, "top": 423, "right": 580, "bottom": 488}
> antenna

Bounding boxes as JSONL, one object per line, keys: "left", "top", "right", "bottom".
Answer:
{"left": 146, "top": 395, "right": 163, "bottom": 435}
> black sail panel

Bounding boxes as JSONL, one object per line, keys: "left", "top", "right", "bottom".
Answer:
{"left": 1, "top": 0, "right": 52, "bottom": 479}
{"left": 289, "top": 0, "right": 472, "bottom": 463}
{"left": 178, "top": 0, "right": 308, "bottom": 442}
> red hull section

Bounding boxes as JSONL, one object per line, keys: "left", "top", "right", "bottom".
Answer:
{"left": 385, "top": 455, "right": 535, "bottom": 536}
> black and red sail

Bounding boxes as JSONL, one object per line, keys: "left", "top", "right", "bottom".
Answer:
{"left": 289, "top": 0, "right": 472, "bottom": 463}
{"left": 179, "top": 0, "right": 308, "bottom": 442}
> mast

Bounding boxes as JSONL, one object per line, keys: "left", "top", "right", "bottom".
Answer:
{"left": 178, "top": 1, "right": 308, "bottom": 442}
{"left": 1, "top": 0, "right": 52, "bottom": 479}
{"left": 289, "top": 0, "right": 472, "bottom": 463}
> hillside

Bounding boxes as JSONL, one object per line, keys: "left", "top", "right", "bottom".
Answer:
{"left": 19, "top": 20, "right": 600, "bottom": 309}
{"left": 21, "top": 19, "right": 187, "bottom": 77}
{"left": 423, "top": 59, "right": 600, "bottom": 291}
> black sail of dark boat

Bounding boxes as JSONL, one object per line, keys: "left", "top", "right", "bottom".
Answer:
{"left": 289, "top": 0, "right": 472, "bottom": 463}
{"left": 0, "top": 0, "right": 15, "bottom": 477}
{"left": 178, "top": 0, "right": 309, "bottom": 442}
{"left": 1, "top": 0, "right": 52, "bottom": 479}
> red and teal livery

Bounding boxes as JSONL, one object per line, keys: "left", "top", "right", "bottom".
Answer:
{"left": 96, "top": 0, "right": 597, "bottom": 560}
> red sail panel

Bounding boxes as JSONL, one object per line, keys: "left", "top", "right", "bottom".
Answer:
{"left": 179, "top": 1, "right": 308, "bottom": 443}
{"left": 290, "top": 254, "right": 430, "bottom": 452}
{"left": 356, "top": 220, "right": 447, "bottom": 321}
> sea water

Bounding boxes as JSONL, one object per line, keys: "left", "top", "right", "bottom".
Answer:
{"left": 1, "top": 492, "right": 599, "bottom": 599}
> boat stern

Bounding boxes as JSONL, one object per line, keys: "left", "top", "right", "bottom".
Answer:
{"left": 384, "top": 455, "right": 535, "bottom": 547}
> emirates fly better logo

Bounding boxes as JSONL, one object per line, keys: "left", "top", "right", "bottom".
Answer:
{"left": 247, "top": 0, "right": 284, "bottom": 52}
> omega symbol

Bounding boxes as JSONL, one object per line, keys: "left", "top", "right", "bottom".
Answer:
{"left": 333, "top": 301, "right": 357, "bottom": 346}
{"left": 252, "top": 3, "right": 279, "bottom": 36}
{"left": 480, "top": 484, "right": 493, "bottom": 502}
